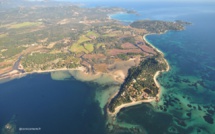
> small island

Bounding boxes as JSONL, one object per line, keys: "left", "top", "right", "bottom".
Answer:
{"left": 1, "top": 115, "right": 17, "bottom": 134}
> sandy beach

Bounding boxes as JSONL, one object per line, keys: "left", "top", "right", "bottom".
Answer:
{"left": 144, "top": 34, "right": 170, "bottom": 100}
{"left": 107, "top": 34, "right": 171, "bottom": 117}
{"left": 108, "top": 98, "right": 155, "bottom": 117}
{"left": 0, "top": 66, "right": 87, "bottom": 82}
{"left": 0, "top": 33, "right": 170, "bottom": 119}
{"left": 0, "top": 64, "right": 128, "bottom": 85}
{"left": 143, "top": 34, "right": 163, "bottom": 55}
{"left": 31, "top": 66, "right": 86, "bottom": 74}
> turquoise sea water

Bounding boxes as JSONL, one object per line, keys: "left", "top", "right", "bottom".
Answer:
{"left": 110, "top": 2, "right": 215, "bottom": 134}
{"left": 0, "top": 2, "right": 215, "bottom": 134}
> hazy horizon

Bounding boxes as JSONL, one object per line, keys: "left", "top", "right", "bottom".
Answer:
{"left": 26, "top": 0, "right": 215, "bottom": 3}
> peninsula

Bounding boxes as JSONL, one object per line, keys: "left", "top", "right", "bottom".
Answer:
{"left": 0, "top": 0, "right": 189, "bottom": 121}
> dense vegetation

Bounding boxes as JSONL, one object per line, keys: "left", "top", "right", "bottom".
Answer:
{"left": 22, "top": 53, "right": 80, "bottom": 72}
{"left": 130, "top": 20, "right": 189, "bottom": 33}
{"left": 109, "top": 57, "right": 167, "bottom": 112}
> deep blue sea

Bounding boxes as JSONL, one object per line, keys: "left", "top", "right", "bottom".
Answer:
{"left": 105, "top": 1, "right": 215, "bottom": 134}
{"left": 0, "top": 73, "right": 106, "bottom": 134}
{"left": 0, "top": 1, "right": 215, "bottom": 134}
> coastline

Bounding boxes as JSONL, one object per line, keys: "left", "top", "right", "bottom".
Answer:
{"left": 27, "top": 66, "right": 86, "bottom": 74}
{"left": 0, "top": 34, "right": 171, "bottom": 119}
{"left": 108, "top": 98, "right": 156, "bottom": 117}
{"left": 144, "top": 34, "right": 170, "bottom": 100}
{"left": 143, "top": 33, "right": 170, "bottom": 73}
{"left": 107, "top": 33, "right": 170, "bottom": 117}
{"left": 143, "top": 34, "right": 170, "bottom": 73}
{"left": 0, "top": 67, "right": 86, "bottom": 83}
{"left": 0, "top": 65, "right": 126, "bottom": 84}
{"left": 107, "top": 12, "right": 126, "bottom": 21}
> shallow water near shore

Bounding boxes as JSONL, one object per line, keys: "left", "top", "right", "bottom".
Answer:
{"left": 0, "top": 2, "right": 215, "bottom": 134}
{"left": 0, "top": 72, "right": 113, "bottom": 134}
{"left": 113, "top": 4, "right": 215, "bottom": 134}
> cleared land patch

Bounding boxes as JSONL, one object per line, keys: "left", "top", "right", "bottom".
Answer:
{"left": 84, "top": 43, "right": 94, "bottom": 52}
{"left": 70, "top": 35, "right": 91, "bottom": 53}
{"left": 0, "top": 34, "right": 8, "bottom": 38}
{"left": 9, "top": 22, "right": 42, "bottom": 29}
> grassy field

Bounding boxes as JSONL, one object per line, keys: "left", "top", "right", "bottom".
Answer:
{"left": 103, "top": 33, "right": 117, "bottom": 37}
{"left": 2, "top": 46, "right": 25, "bottom": 58}
{"left": 86, "top": 31, "right": 99, "bottom": 37}
{"left": 0, "top": 34, "right": 8, "bottom": 38}
{"left": 50, "top": 50, "right": 62, "bottom": 54}
{"left": 84, "top": 43, "right": 94, "bottom": 52}
{"left": 9, "top": 22, "right": 42, "bottom": 29}
{"left": 70, "top": 35, "right": 91, "bottom": 53}
{"left": 96, "top": 43, "right": 104, "bottom": 49}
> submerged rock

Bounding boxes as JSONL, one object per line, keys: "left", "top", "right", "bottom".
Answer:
{"left": 203, "top": 114, "right": 214, "bottom": 124}
{"left": 1, "top": 115, "right": 17, "bottom": 134}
